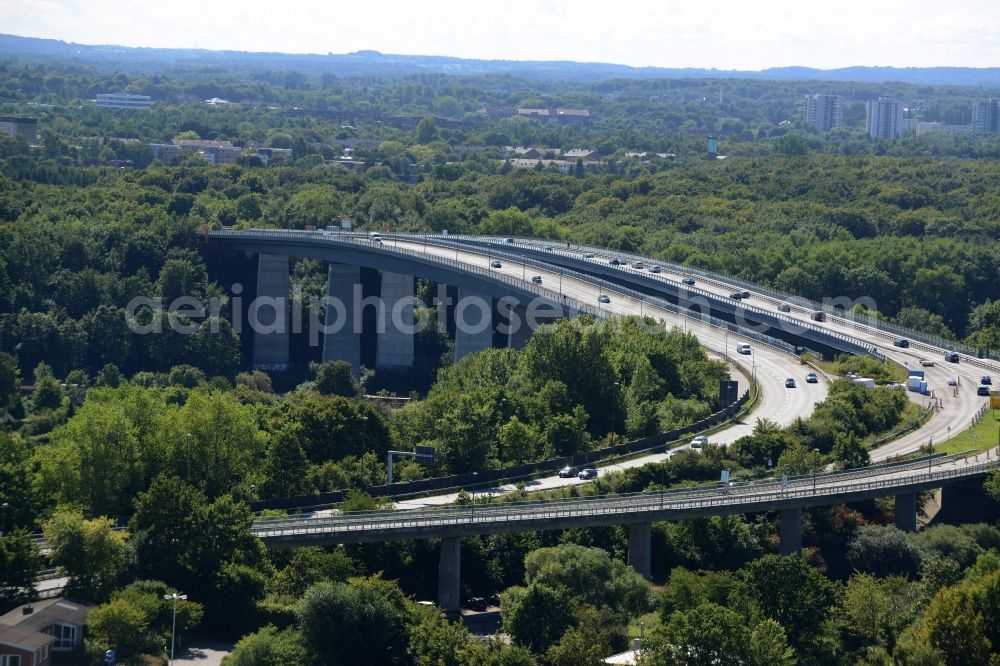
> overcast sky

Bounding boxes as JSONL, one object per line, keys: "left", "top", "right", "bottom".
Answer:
{"left": 3, "top": 0, "right": 1000, "bottom": 70}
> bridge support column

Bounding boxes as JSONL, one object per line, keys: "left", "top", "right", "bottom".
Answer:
{"left": 322, "top": 263, "right": 362, "bottom": 375}
{"left": 251, "top": 253, "right": 290, "bottom": 370}
{"left": 779, "top": 507, "right": 802, "bottom": 555}
{"left": 376, "top": 271, "right": 415, "bottom": 370}
{"left": 438, "top": 536, "right": 461, "bottom": 618}
{"left": 506, "top": 305, "right": 532, "bottom": 350}
{"left": 894, "top": 493, "right": 918, "bottom": 532}
{"left": 627, "top": 522, "right": 652, "bottom": 580}
{"left": 454, "top": 288, "right": 493, "bottom": 362}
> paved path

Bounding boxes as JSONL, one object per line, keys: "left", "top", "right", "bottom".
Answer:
{"left": 172, "top": 640, "right": 233, "bottom": 666}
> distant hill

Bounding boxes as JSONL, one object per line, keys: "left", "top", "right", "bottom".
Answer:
{"left": 3, "top": 33, "right": 1000, "bottom": 87}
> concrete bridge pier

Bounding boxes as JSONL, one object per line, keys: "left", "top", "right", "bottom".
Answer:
{"left": 894, "top": 493, "right": 918, "bottom": 532}
{"left": 251, "top": 253, "right": 290, "bottom": 370}
{"left": 454, "top": 288, "right": 494, "bottom": 362}
{"left": 376, "top": 271, "right": 415, "bottom": 369}
{"left": 322, "top": 263, "right": 362, "bottom": 375}
{"left": 506, "top": 305, "right": 532, "bottom": 350}
{"left": 627, "top": 522, "right": 652, "bottom": 580}
{"left": 779, "top": 507, "right": 802, "bottom": 555}
{"left": 438, "top": 536, "right": 462, "bottom": 617}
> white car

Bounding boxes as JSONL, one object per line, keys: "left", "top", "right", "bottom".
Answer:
{"left": 736, "top": 344, "right": 752, "bottom": 355}
{"left": 690, "top": 435, "right": 708, "bottom": 448}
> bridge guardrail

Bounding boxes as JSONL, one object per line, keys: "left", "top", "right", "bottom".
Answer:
{"left": 473, "top": 234, "right": 999, "bottom": 362}
{"left": 253, "top": 457, "right": 997, "bottom": 539}
{"left": 430, "top": 234, "right": 880, "bottom": 358}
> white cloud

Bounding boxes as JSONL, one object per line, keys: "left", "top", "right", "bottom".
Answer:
{"left": 1, "top": 0, "right": 1000, "bottom": 69}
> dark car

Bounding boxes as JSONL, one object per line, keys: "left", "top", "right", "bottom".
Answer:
{"left": 490, "top": 260, "right": 502, "bottom": 268}
{"left": 531, "top": 275, "right": 543, "bottom": 284}
{"left": 739, "top": 290, "right": 751, "bottom": 299}
{"left": 488, "top": 593, "right": 501, "bottom": 607}
{"left": 558, "top": 466, "right": 578, "bottom": 478}
{"left": 979, "top": 386, "right": 992, "bottom": 396}
{"left": 466, "top": 597, "right": 488, "bottom": 612}
{"left": 944, "top": 352, "right": 960, "bottom": 363}
{"left": 894, "top": 338, "right": 910, "bottom": 348}
{"left": 785, "top": 378, "right": 797, "bottom": 388}
{"left": 982, "top": 376, "right": 993, "bottom": 385}
{"left": 503, "top": 237, "right": 515, "bottom": 244}
{"left": 730, "top": 291, "right": 743, "bottom": 300}
{"left": 681, "top": 276, "right": 696, "bottom": 286}
{"left": 609, "top": 258, "right": 621, "bottom": 266}
{"left": 578, "top": 468, "right": 598, "bottom": 480}
{"left": 598, "top": 294, "right": 611, "bottom": 304}
{"left": 778, "top": 302, "right": 791, "bottom": 312}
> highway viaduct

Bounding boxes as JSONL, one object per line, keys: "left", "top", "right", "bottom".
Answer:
{"left": 252, "top": 453, "right": 999, "bottom": 615}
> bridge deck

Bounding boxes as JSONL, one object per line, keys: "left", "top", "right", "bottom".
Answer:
{"left": 253, "top": 453, "right": 998, "bottom": 545}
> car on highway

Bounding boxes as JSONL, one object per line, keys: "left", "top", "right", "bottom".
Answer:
{"left": 490, "top": 260, "right": 502, "bottom": 268}
{"left": 578, "top": 468, "right": 598, "bottom": 480}
{"left": 609, "top": 258, "right": 621, "bottom": 266}
{"left": 778, "top": 302, "right": 791, "bottom": 312}
{"left": 531, "top": 275, "right": 543, "bottom": 284}
{"left": 811, "top": 310, "right": 826, "bottom": 322}
{"left": 371, "top": 237, "right": 382, "bottom": 244}
{"left": 466, "top": 597, "right": 488, "bottom": 612}
{"left": 503, "top": 237, "right": 515, "bottom": 244}
{"left": 690, "top": 435, "right": 708, "bottom": 448}
{"left": 947, "top": 377, "right": 958, "bottom": 386}
{"left": 583, "top": 252, "right": 595, "bottom": 258}
{"left": 785, "top": 378, "right": 797, "bottom": 388}
{"left": 632, "top": 261, "right": 645, "bottom": 269}
{"left": 558, "top": 466, "right": 579, "bottom": 478}
{"left": 979, "top": 386, "right": 992, "bottom": 396}
{"left": 805, "top": 372, "right": 818, "bottom": 383}
{"left": 894, "top": 338, "right": 910, "bottom": 348}
{"left": 543, "top": 244, "right": 554, "bottom": 251}
{"left": 682, "top": 276, "right": 696, "bottom": 286}
{"left": 488, "top": 593, "right": 501, "bottom": 607}
{"left": 598, "top": 294, "right": 611, "bottom": 304}
{"left": 944, "top": 352, "right": 960, "bottom": 363}
{"left": 736, "top": 343, "right": 752, "bottom": 355}
{"left": 739, "top": 290, "right": 751, "bottom": 299}
{"left": 649, "top": 265, "right": 662, "bottom": 273}
{"left": 919, "top": 359, "right": 936, "bottom": 367}
{"left": 730, "top": 291, "right": 743, "bottom": 300}
{"left": 982, "top": 376, "right": 993, "bottom": 385}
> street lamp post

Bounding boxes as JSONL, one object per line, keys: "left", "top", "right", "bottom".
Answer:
{"left": 812, "top": 448, "right": 820, "bottom": 495}
{"left": 471, "top": 472, "right": 478, "bottom": 519}
{"left": 163, "top": 592, "right": 187, "bottom": 665}
{"left": 611, "top": 382, "right": 620, "bottom": 451}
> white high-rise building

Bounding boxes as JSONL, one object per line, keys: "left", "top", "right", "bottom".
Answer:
{"left": 804, "top": 94, "right": 844, "bottom": 132}
{"left": 866, "top": 98, "right": 904, "bottom": 139}
{"left": 972, "top": 99, "right": 999, "bottom": 133}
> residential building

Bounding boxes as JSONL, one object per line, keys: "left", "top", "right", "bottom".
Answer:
{"left": 517, "top": 108, "right": 550, "bottom": 119}
{"left": 172, "top": 139, "right": 241, "bottom": 164}
{"left": 95, "top": 93, "right": 152, "bottom": 110}
{"left": 866, "top": 98, "right": 904, "bottom": 139}
{"left": 0, "top": 117, "right": 37, "bottom": 143}
{"left": 555, "top": 108, "right": 590, "bottom": 122}
{"left": 150, "top": 143, "right": 181, "bottom": 164}
{"left": 563, "top": 148, "right": 600, "bottom": 160}
{"left": 914, "top": 122, "right": 972, "bottom": 137}
{"left": 803, "top": 94, "right": 844, "bottom": 132}
{"left": 0, "top": 598, "right": 92, "bottom": 665}
{"left": 972, "top": 99, "right": 1000, "bottom": 133}
{"left": 254, "top": 147, "right": 293, "bottom": 164}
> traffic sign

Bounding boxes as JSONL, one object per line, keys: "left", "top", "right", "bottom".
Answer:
{"left": 415, "top": 445, "right": 436, "bottom": 466}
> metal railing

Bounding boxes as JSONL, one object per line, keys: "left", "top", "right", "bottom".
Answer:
{"left": 417, "top": 234, "right": 880, "bottom": 357}
{"left": 252, "top": 453, "right": 998, "bottom": 540}
{"left": 445, "top": 234, "right": 999, "bottom": 369}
